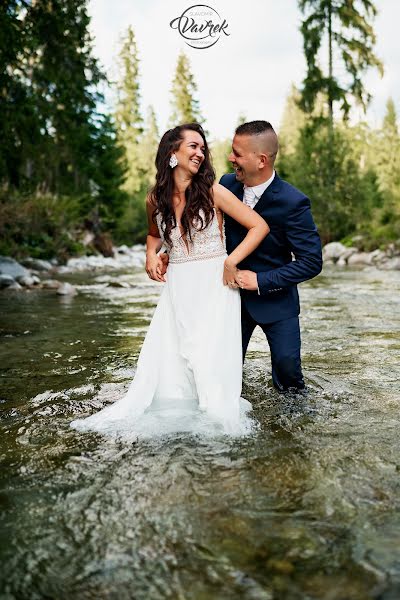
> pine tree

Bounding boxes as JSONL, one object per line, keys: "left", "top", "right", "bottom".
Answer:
{"left": 114, "top": 26, "right": 143, "bottom": 195}
{"left": 169, "top": 52, "right": 203, "bottom": 125}
{"left": 286, "top": 120, "right": 378, "bottom": 243}
{"left": 211, "top": 138, "right": 232, "bottom": 180}
{"left": 138, "top": 105, "right": 159, "bottom": 189}
{"left": 278, "top": 85, "right": 307, "bottom": 156}
{"left": 236, "top": 112, "right": 247, "bottom": 127}
{"left": 0, "top": 1, "right": 35, "bottom": 188}
{"left": 27, "top": 0, "right": 105, "bottom": 194}
{"left": 298, "top": 0, "right": 383, "bottom": 124}
{"left": 378, "top": 98, "right": 400, "bottom": 199}
{"left": 90, "top": 114, "right": 128, "bottom": 226}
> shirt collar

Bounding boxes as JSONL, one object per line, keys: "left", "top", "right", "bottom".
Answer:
{"left": 244, "top": 170, "right": 275, "bottom": 199}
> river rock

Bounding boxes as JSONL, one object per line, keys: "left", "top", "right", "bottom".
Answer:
{"left": 20, "top": 258, "right": 52, "bottom": 271}
{"left": 15, "top": 274, "right": 37, "bottom": 287}
{"left": 41, "top": 279, "right": 61, "bottom": 289}
{"left": 385, "top": 243, "right": 399, "bottom": 258}
{"left": 322, "top": 242, "right": 347, "bottom": 262}
{"left": 0, "top": 256, "right": 30, "bottom": 279}
{"left": 369, "top": 249, "right": 387, "bottom": 264}
{"left": 56, "top": 282, "right": 77, "bottom": 296}
{"left": 7, "top": 281, "right": 23, "bottom": 290}
{"left": 381, "top": 257, "right": 400, "bottom": 270}
{"left": 108, "top": 281, "right": 131, "bottom": 288}
{"left": 347, "top": 252, "right": 373, "bottom": 266}
{"left": 0, "top": 274, "right": 16, "bottom": 288}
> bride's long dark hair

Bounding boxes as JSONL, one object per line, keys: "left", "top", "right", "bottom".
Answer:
{"left": 150, "top": 123, "right": 215, "bottom": 247}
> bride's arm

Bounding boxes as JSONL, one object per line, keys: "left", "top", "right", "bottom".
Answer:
{"left": 212, "top": 183, "right": 269, "bottom": 281}
{"left": 146, "top": 196, "right": 165, "bottom": 282}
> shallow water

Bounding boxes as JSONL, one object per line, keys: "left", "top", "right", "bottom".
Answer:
{"left": 0, "top": 265, "right": 399, "bottom": 599}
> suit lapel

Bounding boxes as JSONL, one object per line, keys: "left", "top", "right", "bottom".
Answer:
{"left": 229, "top": 178, "right": 244, "bottom": 201}
{"left": 253, "top": 173, "right": 282, "bottom": 214}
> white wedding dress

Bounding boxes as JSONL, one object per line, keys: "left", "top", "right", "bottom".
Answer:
{"left": 70, "top": 210, "right": 254, "bottom": 439}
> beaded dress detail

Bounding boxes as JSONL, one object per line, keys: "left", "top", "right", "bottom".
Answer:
{"left": 155, "top": 210, "right": 226, "bottom": 264}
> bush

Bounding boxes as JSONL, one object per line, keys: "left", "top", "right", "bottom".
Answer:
{"left": 0, "top": 193, "right": 87, "bottom": 261}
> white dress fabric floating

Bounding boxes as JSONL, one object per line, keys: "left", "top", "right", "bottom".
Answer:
{"left": 70, "top": 210, "right": 254, "bottom": 439}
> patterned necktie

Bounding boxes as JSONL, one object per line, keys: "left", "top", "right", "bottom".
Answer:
{"left": 243, "top": 186, "right": 257, "bottom": 209}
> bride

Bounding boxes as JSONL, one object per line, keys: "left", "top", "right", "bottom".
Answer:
{"left": 70, "top": 123, "right": 269, "bottom": 438}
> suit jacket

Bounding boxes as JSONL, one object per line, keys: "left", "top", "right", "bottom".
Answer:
{"left": 220, "top": 172, "right": 323, "bottom": 324}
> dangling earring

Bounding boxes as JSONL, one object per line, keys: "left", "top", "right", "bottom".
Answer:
{"left": 169, "top": 154, "right": 178, "bottom": 168}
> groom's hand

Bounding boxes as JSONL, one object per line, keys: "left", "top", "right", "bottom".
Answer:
{"left": 235, "top": 270, "right": 258, "bottom": 291}
{"left": 159, "top": 252, "right": 169, "bottom": 276}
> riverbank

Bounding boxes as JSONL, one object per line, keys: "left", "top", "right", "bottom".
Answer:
{"left": 0, "top": 245, "right": 146, "bottom": 293}
{"left": 322, "top": 241, "right": 400, "bottom": 269}
{"left": 1, "top": 240, "right": 399, "bottom": 294}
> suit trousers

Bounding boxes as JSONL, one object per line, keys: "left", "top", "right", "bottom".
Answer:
{"left": 241, "top": 302, "right": 305, "bottom": 391}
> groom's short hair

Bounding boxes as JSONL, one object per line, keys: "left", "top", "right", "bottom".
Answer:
{"left": 235, "top": 120, "right": 275, "bottom": 137}
{"left": 235, "top": 121, "right": 279, "bottom": 162}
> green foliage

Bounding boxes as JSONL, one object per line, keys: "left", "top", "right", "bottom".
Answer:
{"left": 0, "top": 1, "right": 130, "bottom": 256}
{"left": 281, "top": 118, "right": 381, "bottom": 244}
{"left": 298, "top": 0, "right": 383, "bottom": 122}
{"left": 169, "top": 52, "right": 203, "bottom": 125}
{"left": 114, "top": 26, "right": 143, "bottom": 195}
{"left": 278, "top": 85, "right": 308, "bottom": 157}
{"left": 211, "top": 139, "right": 233, "bottom": 181}
{"left": 0, "top": 193, "right": 87, "bottom": 261}
{"left": 138, "top": 106, "right": 159, "bottom": 190}
{"left": 8, "top": 0, "right": 106, "bottom": 194}
{"left": 89, "top": 113, "right": 129, "bottom": 227}
{"left": 377, "top": 98, "right": 400, "bottom": 200}
{"left": 278, "top": 83, "right": 400, "bottom": 249}
{"left": 114, "top": 187, "right": 148, "bottom": 245}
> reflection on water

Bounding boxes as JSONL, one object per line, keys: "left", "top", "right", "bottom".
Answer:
{"left": 0, "top": 266, "right": 399, "bottom": 599}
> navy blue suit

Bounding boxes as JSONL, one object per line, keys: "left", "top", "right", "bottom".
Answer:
{"left": 220, "top": 172, "right": 323, "bottom": 391}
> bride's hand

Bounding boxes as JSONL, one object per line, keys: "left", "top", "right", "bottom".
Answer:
{"left": 223, "top": 258, "right": 239, "bottom": 287}
{"left": 146, "top": 253, "right": 166, "bottom": 282}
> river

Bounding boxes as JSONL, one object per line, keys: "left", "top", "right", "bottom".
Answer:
{"left": 0, "top": 265, "right": 399, "bottom": 599}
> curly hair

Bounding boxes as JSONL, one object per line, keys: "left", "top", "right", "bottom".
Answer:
{"left": 150, "top": 123, "right": 215, "bottom": 247}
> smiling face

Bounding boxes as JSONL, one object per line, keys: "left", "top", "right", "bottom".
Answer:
{"left": 228, "top": 133, "right": 277, "bottom": 187}
{"left": 228, "top": 134, "right": 263, "bottom": 186}
{"left": 174, "top": 130, "right": 205, "bottom": 176}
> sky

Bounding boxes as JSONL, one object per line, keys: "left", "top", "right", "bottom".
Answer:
{"left": 88, "top": 0, "right": 400, "bottom": 141}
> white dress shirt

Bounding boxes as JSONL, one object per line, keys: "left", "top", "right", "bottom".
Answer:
{"left": 243, "top": 170, "right": 275, "bottom": 209}
{"left": 242, "top": 170, "right": 275, "bottom": 294}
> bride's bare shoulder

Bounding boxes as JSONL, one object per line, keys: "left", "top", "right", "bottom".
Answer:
{"left": 212, "top": 182, "right": 237, "bottom": 209}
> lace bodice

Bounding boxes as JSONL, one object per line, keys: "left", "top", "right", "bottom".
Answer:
{"left": 156, "top": 209, "right": 226, "bottom": 264}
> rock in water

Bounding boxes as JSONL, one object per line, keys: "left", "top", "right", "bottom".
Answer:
{"left": 0, "top": 274, "right": 16, "bottom": 289}
{"left": 16, "top": 275, "right": 37, "bottom": 287}
{"left": 41, "top": 279, "right": 62, "bottom": 289}
{"left": 6, "top": 281, "right": 23, "bottom": 290}
{"left": 19, "top": 258, "right": 52, "bottom": 271}
{"left": 322, "top": 242, "right": 347, "bottom": 262}
{"left": 0, "top": 256, "right": 30, "bottom": 279}
{"left": 56, "top": 282, "right": 77, "bottom": 296}
{"left": 347, "top": 252, "right": 372, "bottom": 266}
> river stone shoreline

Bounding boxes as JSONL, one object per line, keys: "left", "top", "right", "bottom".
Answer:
{"left": 322, "top": 242, "right": 400, "bottom": 269}
{"left": 0, "top": 246, "right": 146, "bottom": 293}
{"left": 1, "top": 241, "right": 399, "bottom": 293}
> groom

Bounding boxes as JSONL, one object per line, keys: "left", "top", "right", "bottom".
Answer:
{"left": 221, "top": 120, "right": 322, "bottom": 392}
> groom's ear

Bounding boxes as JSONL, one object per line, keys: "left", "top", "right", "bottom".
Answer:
{"left": 258, "top": 153, "right": 268, "bottom": 168}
